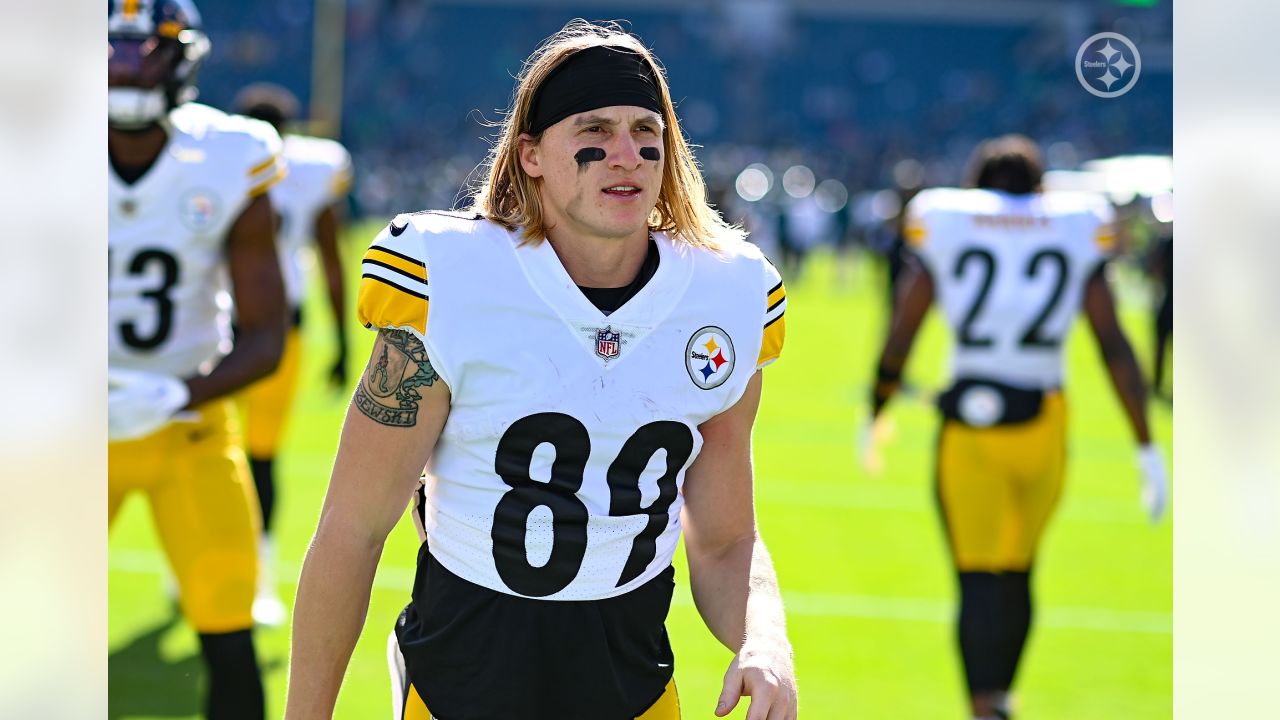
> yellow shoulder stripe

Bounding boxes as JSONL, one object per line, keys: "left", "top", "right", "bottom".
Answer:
{"left": 357, "top": 274, "right": 428, "bottom": 335}
{"left": 248, "top": 154, "right": 280, "bottom": 177}
{"left": 330, "top": 170, "right": 353, "bottom": 197}
{"left": 767, "top": 283, "right": 786, "bottom": 310}
{"left": 1094, "top": 223, "right": 1116, "bottom": 251}
{"left": 757, "top": 314, "right": 786, "bottom": 368}
{"left": 248, "top": 167, "right": 286, "bottom": 198}
{"left": 904, "top": 219, "right": 927, "bottom": 248}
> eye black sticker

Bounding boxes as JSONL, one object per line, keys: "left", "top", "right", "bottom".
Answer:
{"left": 575, "top": 147, "right": 606, "bottom": 170}
{"left": 639, "top": 147, "right": 661, "bottom": 162}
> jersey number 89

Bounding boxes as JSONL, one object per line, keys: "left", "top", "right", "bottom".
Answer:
{"left": 492, "top": 413, "right": 694, "bottom": 597}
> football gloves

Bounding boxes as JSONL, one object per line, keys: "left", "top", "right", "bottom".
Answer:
{"left": 856, "top": 414, "right": 895, "bottom": 476}
{"left": 1136, "top": 443, "right": 1168, "bottom": 523}
{"left": 108, "top": 368, "right": 192, "bottom": 441}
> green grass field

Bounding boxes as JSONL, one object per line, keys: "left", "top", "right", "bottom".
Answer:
{"left": 108, "top": 220, "right": 1171, "bottom": 719}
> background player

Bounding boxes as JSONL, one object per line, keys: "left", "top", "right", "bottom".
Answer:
{"left": 232, "top": 81, "right": 354, "bottom": 626}
{"left": 286, "top": 20, "right": 797, "bottom": 720}
{"left": 108, "top": 1, "right": 286, "bottom": 717}
{"left": 865, "top": 135, "right": 1167, "bottom": 720}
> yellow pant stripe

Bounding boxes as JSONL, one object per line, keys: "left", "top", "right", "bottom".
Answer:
{"left": 403, "top": 683, "right": 431, "bottom": 720}
{"left": 401, "top": 677, "right": 679, "bottom": 719}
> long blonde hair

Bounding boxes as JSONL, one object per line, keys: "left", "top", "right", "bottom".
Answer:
{"left": 466, "top": 19, "right": 742, "bottom": 250}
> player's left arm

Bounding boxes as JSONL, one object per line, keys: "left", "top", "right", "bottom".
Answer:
{"left": 682, "top": 370, "right": 797, "bottom": 720}
{"left": 1082, "top": 264, "right": 1152, "bottom": 444}
{"left": 184, "top": 193, "right": 287, "bottom": 407}
{"left": 1083, "top": 263, "right": 1168, "bottom": 521}
{"left": 313, "top": 202, "right": 348, "bottom": 387}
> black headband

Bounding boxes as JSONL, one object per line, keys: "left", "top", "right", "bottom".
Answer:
{"left": 527, "top": 45, "right": 662, "bottom": 135}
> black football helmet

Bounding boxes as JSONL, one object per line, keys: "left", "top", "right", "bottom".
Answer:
{"left": 107, "top": 0, "right": 210, "bottom": 128}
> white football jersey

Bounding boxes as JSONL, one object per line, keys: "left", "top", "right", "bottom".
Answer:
{"left": 906, "top": 188, "right": 1115, "bottom": 389}
{"left": 109, "top": 102, "right": 284, "bottom": 378}
{"left": 270, "top": 134, "right": 352, "bottom": 306}
{"left": 357, "top": 214, "right": 787, "bottom": 601}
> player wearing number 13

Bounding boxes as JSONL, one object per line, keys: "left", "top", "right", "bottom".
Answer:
{"left": 287, "top": 20, "right": 797, "bottom": 720}
{"left": 108, "top": 1, "right": 286, "bottom": 718}
{"left": 866, "top": 135, "right": 1167, "bottom": 720}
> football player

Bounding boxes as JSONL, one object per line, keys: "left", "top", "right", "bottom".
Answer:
{"left": 232, "top": 82, "right": 354, "bottom": 626}
{"left": 1146, "top": 227, "right": 1173, "bottom": 397}
{"left": 865, "top": 135, "right": 1167, "bottom": 720}
{"left": 108, "top": 1, "right": 285, "bottom": 718}
{"left": 286, "top": 20, "right": 798, "bottom": 720}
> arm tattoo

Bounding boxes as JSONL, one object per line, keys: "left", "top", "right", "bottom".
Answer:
{"left": 353, "top": 328, "right": 439, "bottom": 427}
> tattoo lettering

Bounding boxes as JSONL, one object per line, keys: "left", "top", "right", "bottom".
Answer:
{"left": 353, "top": 328, "right": 438, "bottom": 427}
{"left": 575, "top": 147, "right": 606, "bottom": 170}
{"left": 639, "top": 146, "right": 660, "bottom": 162}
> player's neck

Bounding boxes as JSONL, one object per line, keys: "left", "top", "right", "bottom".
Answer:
{"left": 108, "top": 124, "right": 169, "bottom": 182}
{"left": 544, "top": 227, "right": 651, "bottom": 288}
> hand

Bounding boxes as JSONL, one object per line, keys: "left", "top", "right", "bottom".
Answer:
{"left": 716, "top": 640, "right": 798, "bottom": 720}
{"left": 1136, "top": 444, "right": 1168, "bottom": 523}
{"left": 108, "top": 368, "right": 192, "bottom": 441}
{"left": 857, "top": 414, "right": 894, "bottom": 476}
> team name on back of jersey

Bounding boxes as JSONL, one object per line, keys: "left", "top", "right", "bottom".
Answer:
{"left": 971, "top": 213, "right": 1052, "bottom": 230}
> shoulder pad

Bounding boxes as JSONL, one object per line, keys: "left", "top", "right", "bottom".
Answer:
{"left": 388, "top": 209, "right": 485, "bottom": 238}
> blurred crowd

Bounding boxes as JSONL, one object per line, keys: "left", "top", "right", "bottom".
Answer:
{"left": 194, "top": 0, "right": 1172, "bottom": 226}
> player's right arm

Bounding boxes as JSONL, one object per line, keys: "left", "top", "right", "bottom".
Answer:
{"left": 286, "top": 330, "right": 449, "bottom": 718}
{"left": 287, "top": 221, "right": 446, "bottom": 718}
{"left": 870, "top": 254, "right": 934, "bottom": 419}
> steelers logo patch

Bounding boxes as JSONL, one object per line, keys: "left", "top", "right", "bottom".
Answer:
{"left": 685, "top": 326, "right": 735, "bottom": 390}
{"left": 178, "top": 189, "right": 221, "bottom": 231}
{"left": 958, "top": 385, "right": 1004, "bottom": 427}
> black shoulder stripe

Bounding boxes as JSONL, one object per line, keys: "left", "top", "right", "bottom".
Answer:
{"left": 367, "top": 244, "right": 425, "bottom": 269}
{"left": 363, "top": 258, "right": 428, "bottom": 285}
{"left": 767, "top": 296, "right": 786, "bottom": 313}
{"left": 767, "top": 279, "right": 784, "bottom": 296}
{"left": 361, "top": 273, "right": 428, "bottom": 300}
{"left": 764, "top": 311, "right": 785, "bottom": 329}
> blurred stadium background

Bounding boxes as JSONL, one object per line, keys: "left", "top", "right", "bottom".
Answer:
{"left": 108, "top": 0, "right": 1172, "bottom": 717}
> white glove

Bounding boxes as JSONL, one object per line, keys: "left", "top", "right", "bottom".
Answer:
{"left": 108, "top": 369, "right": 191, "bottom": 441}
{"left": 1136, "top": 444, "right": 1168, "bottom": 523}
{"left": 857, "top": 415, "right": 895, "bottom": 476}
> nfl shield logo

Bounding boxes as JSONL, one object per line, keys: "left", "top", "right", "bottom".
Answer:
{"left": 596, "top": 326, "right": 621, "bottom": 360}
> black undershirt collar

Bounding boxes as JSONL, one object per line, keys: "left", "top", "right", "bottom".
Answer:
{"left": 576, "top": 236, "right": 659, "bottom": 316}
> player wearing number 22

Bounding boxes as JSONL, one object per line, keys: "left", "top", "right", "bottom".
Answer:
{"left": 107, "top": 1, "right": 286, "bottom": 718}
{"left": 287, "top": 20, "right": 797, "bottom": 720}
{"left": 867, "top": 135, "right": 1167, "bottom": 720}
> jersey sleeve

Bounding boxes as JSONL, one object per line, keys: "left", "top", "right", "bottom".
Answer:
{"left": 901, "top": 190, "right": 941, "bottom": 276}
{"left": 757, "top": 258, "right": 787, "bottom": 369}
{"left": 1090, "top": 199, "right": 1118, "bottom": 257}
{"left": 244, "top": 120, "right": 286, "bottom": 199}
{"left": 356, "top": 217, "right": 430, "bottom": 336}
{"left": 1076, "top": 195, "right": 1118, "bottom": 274}
{"left": 326, "top": 143, "right": 354, "bottom": 200}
